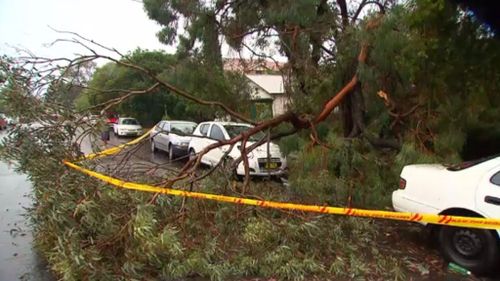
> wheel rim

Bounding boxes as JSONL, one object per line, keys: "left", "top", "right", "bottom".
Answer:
{"left": 452, "top": 229, "right": 483, "bottom": 257}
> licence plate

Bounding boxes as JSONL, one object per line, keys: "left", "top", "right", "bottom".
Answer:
{"left": 265, "top": 162, "right": 278, "bottom": 169}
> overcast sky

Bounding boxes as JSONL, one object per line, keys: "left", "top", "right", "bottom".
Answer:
{"left": 0, "top": 0, "right": 176, "bottom": 59}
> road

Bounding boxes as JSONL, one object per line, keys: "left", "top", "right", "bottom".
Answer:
{"left": 79, "top": 130, "right": 190, "bottom": 182}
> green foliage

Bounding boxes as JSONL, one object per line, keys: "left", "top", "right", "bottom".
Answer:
{"left": 287, "top": 134, "right": 398, "bottom": 208}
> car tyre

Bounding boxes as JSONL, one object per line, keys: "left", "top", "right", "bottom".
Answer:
{"left": 151, "top": 140, "right": 157, "bottom": 153}
{"left": 438, "top": 225, "right": 500, "bottom": 274}
{"left": 168, "top": 144, "right": 175, "bottom": 161}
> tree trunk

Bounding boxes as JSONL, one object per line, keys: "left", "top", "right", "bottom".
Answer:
{"left": 203, "top": 12, "right": 223, "bottom": 71}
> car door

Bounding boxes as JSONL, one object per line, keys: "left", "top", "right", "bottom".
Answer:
{"left": 157, "top": 122, "right": 170, "bottom": 150}
{"left": 475, "top": 164, "right": 500, "bottom": 218}
{"left": 151, "top": 121, "right": 164, "bottom": 145}
{"left": 191, "top": 123, "right": 211, "bottom": 164}
{"left": 205, "top": 124, "right": 227, "bottom": 165}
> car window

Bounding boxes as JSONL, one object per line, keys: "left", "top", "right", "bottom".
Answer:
{"left": 171, "top": 123, "right": 197, "bottom": 135}
{"left": 199, "top": 124, "right": 209, "bottom": 136}
{"left": 157, "top": 121, "right": 164, "bottom": 130}
{"left": 491, "top": 171, "right": 500, "bottom": 186}
{"left": 121, "top": 118, "right": 139, "bottom": 125}
{"left": 223, "top": 125, "right": 265, "bottom": 141}
{"left": 210, "top": 125, "right": 226, "bottom": 141}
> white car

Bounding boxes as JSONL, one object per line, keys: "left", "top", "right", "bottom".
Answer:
{"left": 113, "top": 117, "right": 143, "bottom": 137}
{"left": 150, "top": 120, "right": 197, "bottom": 160}
{"left": 188, "top": 121, "right": 287, "bottom": 176}
{"left": 392, "top": 155, "right": 500, "bottom": 274}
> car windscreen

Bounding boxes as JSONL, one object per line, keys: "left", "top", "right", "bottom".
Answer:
{"left": 223, "top": 125, "right": 265, "bottom": 142}
{"left": 171, "top": 123, "right": 197, "bottom": 135}
{"left": 122, "top": 119, "right": 139, "bottom": 125}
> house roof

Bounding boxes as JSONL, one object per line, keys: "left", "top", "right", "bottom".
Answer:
{"left": 223, "top": 58, "right": 284, "bottom": 73}
{"left": 245, "top": 74, "right": 284, "bottom": 94}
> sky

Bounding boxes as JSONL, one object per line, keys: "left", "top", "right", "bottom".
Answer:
{"left": 0, "top": 0, "right": 175, "bottom": 59}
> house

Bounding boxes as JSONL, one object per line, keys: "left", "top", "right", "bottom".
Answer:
{"left": 245, "top": 74, "right": 289, "bottom": 117}
{"left": 223, "top": 58, "right": 290, "bottom": 117}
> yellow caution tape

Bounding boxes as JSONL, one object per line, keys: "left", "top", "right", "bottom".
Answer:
{"left": 63, "top": 160, "right": 500, "bottom": 230}
{"left": 84, "top": 128, "right": 153, "bottom": 160}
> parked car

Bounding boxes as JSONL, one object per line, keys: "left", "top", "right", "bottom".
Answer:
{"left": 150, "top": 120, "right": 197, "bottom": 160}
{"left": 188, "top": 121, "right": 287, "bottom": 176}
{"left": 392, "top": 155, "right": 500, "bottom": 274}
{"left": 113, "top": 117, "right": 143, "bottom": 137}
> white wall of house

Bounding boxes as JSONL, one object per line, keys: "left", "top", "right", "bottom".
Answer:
{"left": 272, "top": 95, "right": 290, "bottom": 116}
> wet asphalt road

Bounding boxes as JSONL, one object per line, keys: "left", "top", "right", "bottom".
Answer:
{"left": 82, "top": 130, "right": 188, "bottom": 173}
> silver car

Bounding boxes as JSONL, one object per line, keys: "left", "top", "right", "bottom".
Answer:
{"left": 150, "top": 120, "right": 197, "bottom": 160}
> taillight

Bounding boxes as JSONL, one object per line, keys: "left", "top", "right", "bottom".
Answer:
{"left": 399, "top": 178, "right": 406, "bottom": 189}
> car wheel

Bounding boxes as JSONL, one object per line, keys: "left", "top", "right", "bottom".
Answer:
{"left": 151, "top": 140, "right": 157, "bottom": 153}
{"left": 168, "top": 144, "right": 175, "bottom": 161}
{"left": 438, "top": 225, "right": 500, "bottom": 274}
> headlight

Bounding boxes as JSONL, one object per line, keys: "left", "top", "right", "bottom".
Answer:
{"left": 172, "top": 140, "right": 189, "bottom": 146}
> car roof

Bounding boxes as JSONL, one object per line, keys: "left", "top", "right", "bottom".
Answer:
{"left": 198, "top": 121, "right": 253, "bottom": 127}
{"left": 162, "top": 120, "right": 197, "bottom": 124}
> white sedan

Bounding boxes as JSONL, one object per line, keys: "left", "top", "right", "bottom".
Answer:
{"left": 113, "top": 117, "right": 143, "bottom": 137}
{"left": 150, "top": 120, "right": 197, "bottom": 160}
{"left": 392, "top": 155, "right": 500, "bottom": 274}
{"left": 188, "top": 121, "right": 287, "bottom": 176}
